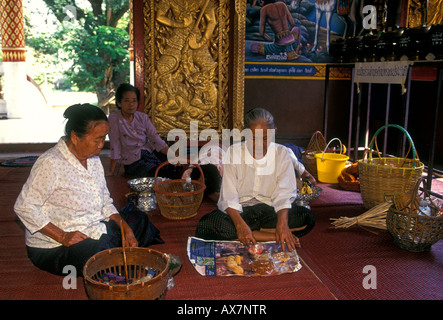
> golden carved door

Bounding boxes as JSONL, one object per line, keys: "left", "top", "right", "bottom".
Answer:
{"left": 142, "top": 0, "right": 246, "bottom": 138}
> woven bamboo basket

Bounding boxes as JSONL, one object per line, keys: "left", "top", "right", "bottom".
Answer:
{"left": 358, "top": 124, "right": 424, "bottom": 209}
{"left": 83, "top": 247, "right": 171, "bottom": 300}
{"left": 386, "top": 178, "right": 443, "bottom": 252}
{"left": 302, "top": 131, "right": 327, "bottom": 179}
{"left": 154, "top": 161, "right": 205, "bottom": 220}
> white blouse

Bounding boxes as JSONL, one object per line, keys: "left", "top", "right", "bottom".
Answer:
{"left": 218, "top": 142, "right": 297, "bottom": 214}
{"left": 14, "top": 138, "right": 118, "bottom": 249}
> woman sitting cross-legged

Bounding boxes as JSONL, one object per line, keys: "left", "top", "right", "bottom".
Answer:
{"left": 14, "top": 104, "right": 163, "bottom": 277}
{"left": 195, "top": 108, "right": 315, "bottom": 251}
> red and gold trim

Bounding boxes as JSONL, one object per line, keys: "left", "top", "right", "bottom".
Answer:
{"left": 0, "top": 0, "right": 26, "bottom": 62}
{"left": 128, "top": 0, "right": 134, "bottom": 61}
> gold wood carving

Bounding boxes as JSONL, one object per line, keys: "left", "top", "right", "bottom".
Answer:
{"left": 143, "top": 0, "right": 246, "bottom": 137}
{"left": 407, "top": 0, "right": 443, "bottom": 27}
{"left": 427, "top": 0, "right": 443, "bottom": 25}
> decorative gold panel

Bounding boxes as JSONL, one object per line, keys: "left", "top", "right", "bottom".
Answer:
{"left": 143, "top": 0, "right": 246, "bottom": 137}
{"left": 406, "top": 0, "right": 443, "bottom": 27}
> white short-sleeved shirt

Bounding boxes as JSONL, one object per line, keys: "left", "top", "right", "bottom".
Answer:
{"left": 218, "top": 142, "right": 297, "bottom": 214}
{"left": 14, "top": 137, "right": 118, "bottom": 248}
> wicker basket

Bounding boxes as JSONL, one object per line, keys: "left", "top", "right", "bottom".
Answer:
{"left": 83, "top": 247, "right": 171, "bottom": 300}
{"left": 302, "top": 131, "right": 327, "bottom": 179}
{"left": 154, "top": 161, "right": 205, "bottom": 220}
{"left": 386, "top": 178, "right": 443, "bottom": 252}
{"left": 358, "top": 124, "right": 424, "bottom": 209}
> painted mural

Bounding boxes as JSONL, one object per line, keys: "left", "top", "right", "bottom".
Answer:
{"left": 245, "top": 0, "right": 367, "bottom": 78}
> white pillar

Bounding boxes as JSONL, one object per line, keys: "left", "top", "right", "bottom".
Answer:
{"left": 3, "top": 62, "right": 28, "bottom": 118}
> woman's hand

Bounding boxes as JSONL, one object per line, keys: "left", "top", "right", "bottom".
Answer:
{"left": 226, "top": 208, "right": 256, "bottom": 246}
{"left": 110, "top": 214, "right": 139, "bottom": 248}
{"left": 60, "top": 231, "right": 89, "bottom": 247}
{"left": 276, "top": 209, "right": 300, "bottom": 251}
{"left": 235, "top": 219, "right": 256, "bottom": 246}
{"left": 123, "top": 226, "right": 138, "bottom": 247}
{"left": 301, "top": 170, "right": 317, "bottom": 185}
{"left": 40, "top": 222, "right": 89, "bottom": 247}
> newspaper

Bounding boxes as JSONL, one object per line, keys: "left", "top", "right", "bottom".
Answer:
{"left": 187, "top": 236, "right": 302, "bottom": 276}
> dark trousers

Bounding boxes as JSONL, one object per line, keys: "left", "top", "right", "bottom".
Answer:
{"left": 195, "top": 202, "right": 315, "bottom": 240}
{"left": 26, "top": 210, "right": 163, "bottom": 277}
{"left": 191, "top": 164, "right": 222, "bottom": 197}
{"left": 124, "top": 150, "right": 174, "bottom": 178}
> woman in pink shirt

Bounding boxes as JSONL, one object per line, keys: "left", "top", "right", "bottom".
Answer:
{"left": 108, "top": 83, "right": 176, "bottom": 178}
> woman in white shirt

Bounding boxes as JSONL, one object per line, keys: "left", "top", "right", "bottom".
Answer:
{"left": 14, "top": 104, "right": 163, "bottom": 276}
{"left": 195, "top": 108, "right": 315, "bottom": 251}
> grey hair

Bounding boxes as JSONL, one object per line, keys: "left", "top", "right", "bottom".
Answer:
{"left": 244, "top": 108, "right": 275, "bottom": 129}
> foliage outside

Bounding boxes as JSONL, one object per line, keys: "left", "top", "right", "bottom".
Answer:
{"left": 24, "top": 0, "right": 130, "bottom": 107}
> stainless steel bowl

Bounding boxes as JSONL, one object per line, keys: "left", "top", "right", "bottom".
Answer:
{"left": 296, "top": 185, "right": 322, "bottom": 202}
{"left": 127, "top": 177, "right": 169, "bottom": 193}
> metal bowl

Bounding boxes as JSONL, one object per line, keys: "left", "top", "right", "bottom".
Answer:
{"left": 296, "top": 185, "right": 322, "bottom": 202}
{"left": 137, "top": 192, "right": 157, "bottom": 212}
{"left": 128, "top": 177, "right": 169, "bottom": 193}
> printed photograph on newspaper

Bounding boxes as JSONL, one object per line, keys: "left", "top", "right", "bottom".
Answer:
{"left": 187, "top": 237, "right": 302, "bottom": 277}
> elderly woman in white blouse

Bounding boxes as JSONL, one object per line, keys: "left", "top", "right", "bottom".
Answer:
{"left": 14, "top": 104, "right": 162, "bottom": 276}
{"left": 195, "top": 108, "right": 315, "bottom": 251}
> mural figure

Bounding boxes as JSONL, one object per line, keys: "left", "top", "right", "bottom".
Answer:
{"left": 250, "top": 0, "right": 301, "bottom": 60}
{"left": 245, "top": 0, "right": 366, "bottom": 63}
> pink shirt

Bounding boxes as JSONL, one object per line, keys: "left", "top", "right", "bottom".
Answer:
{"left": 108, "top": 110, "right": 168, "bottom": 165}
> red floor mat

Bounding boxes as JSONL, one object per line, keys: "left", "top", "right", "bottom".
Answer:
{"left": 2, "top": 165, "right": 442, "bottom": 300}
{"left": 298, "top": 205, "right": 443, "bottom": 300}
{"left": 148, "top": 207, "right": 337, "bottom": 300}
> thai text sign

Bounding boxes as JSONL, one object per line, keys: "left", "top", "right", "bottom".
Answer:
{"left": 355, "top": 61, "right": 411, "bottom": 84}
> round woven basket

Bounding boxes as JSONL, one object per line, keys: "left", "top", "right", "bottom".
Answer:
{"left": 83, "top": 247, "right": 170, "bottom": 300}
{"left": 154, "top": 161, "right": 205, "bottom": 220}
{"left": 358, "top": 125, "right": 424, "bottom": 209}
{"left": 302, "top": 131, "right": 327, "bottom": 179}
{"left": 387, "top": 206, "right": 443, "bottom": 252}
{"left": 386, "top": 178, "right": 443, "bottom": 252}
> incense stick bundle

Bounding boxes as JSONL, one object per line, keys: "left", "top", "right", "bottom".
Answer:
{"left": 330, "top": 201, "right": 392, "bottom": 232}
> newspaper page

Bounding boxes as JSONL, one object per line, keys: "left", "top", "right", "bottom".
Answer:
{"left": 187, "top": 236, "right": 302, "bottom": 276}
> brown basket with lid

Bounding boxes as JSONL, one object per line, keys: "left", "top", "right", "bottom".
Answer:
{"left": 302, "top": 131, "right": 327, "bottom": 179}
{"left": 153, "top": 161, "right": 205, "bottom": 220}
{"left": 83, "top": 222, "right": 171, "bottom": 300}
{"left": 358, "top": 124, "right": 424, "bottom": 209}
{"left": 386, "top": 177, "right": 443, "bottom": 252}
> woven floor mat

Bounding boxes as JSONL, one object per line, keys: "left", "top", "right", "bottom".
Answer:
{"left": 149, "top": 207, "right": 337, "bottom": 300}
{"left": 298, "top": 205, "right": 443, "bottom": 300}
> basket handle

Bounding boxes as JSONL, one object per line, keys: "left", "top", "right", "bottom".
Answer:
{"left": 409, "top": 177, "right": 435, "bottom": 208}
{"left": 154, "top": 160, "right": 205, "bottom": 185}
{"left": 120, "top": 220, "right": 129, "bottom": 285}
{"left": 320, "top": 138, "right": 343, "bottom": 161}
{"left": 367, "top": 124, "right": 419, "bottom": 165}
{"left": 306, "top": 131, "right": 326, "bottom": 152}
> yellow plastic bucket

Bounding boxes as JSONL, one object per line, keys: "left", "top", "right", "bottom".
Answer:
{"left": 314, "top": 138, "right": 349, "bottom": 184}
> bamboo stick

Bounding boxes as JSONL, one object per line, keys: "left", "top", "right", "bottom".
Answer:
{"left": 330, "top": 201, "right": 392, "bottom": 232}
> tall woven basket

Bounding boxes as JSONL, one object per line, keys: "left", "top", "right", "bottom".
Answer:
{"left": 154, "top": 161, "right": 205, "bottom": 220}
{"left": 358, "top": 124, "right": 424, "bottom": 209}
{"left": 83, "top": 247, "right": 171, "bottom": 300}
{"left": 386, "top": 178, "right": 443, "bottom": 252}
{"left": 302, "top": 131, "right": 327, "bottom": 179}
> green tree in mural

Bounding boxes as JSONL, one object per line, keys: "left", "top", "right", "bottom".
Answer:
{"left": 28, "top": 0, "right": 130, "bottom": 108}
